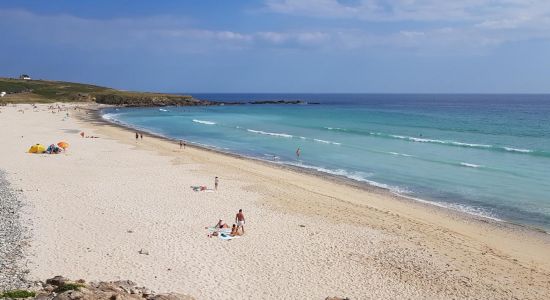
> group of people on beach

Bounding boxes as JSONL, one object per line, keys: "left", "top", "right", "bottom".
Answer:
{"left": 207, "top": 209, "right": 246, "bottom": 238}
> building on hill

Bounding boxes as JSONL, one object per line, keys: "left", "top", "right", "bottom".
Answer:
{"left": 19, "top": 74, "right": 31, "bottom": 80}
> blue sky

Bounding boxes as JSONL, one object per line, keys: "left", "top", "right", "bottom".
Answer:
{"left": 1, "top": 0, "right": 550, "bottom": 93}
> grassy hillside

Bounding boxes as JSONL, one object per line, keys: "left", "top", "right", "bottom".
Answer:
{"left": 0, "top": 78, "right": 204, "bottom": 106}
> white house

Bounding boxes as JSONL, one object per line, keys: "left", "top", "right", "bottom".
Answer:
{"left": 19, "top": 74, "right": 31, "bottom": 80}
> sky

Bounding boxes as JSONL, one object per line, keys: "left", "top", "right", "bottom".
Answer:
{"left": 1, "top": 0, "right": 550, "bottom": 93}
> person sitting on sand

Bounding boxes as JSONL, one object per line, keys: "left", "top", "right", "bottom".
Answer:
{"left": 206, "top": 220, "right": 229, "bottom": 238}
{"left": 230, "top": 224, "right": 240, "bottom": 236}
{"left": 215, "top": 219, "right": 229, "bottom": 229}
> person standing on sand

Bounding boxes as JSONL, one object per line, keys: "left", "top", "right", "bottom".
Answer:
{"left": 215, "top": 176, "right": 219, "bottom": 190}
{"left": 140, "top": 133, "right": 143, "bottom": 140}
{"left": 179, "top": 140, "right": 183, "bottom": 149}
{"left": 135, "top": 132, "right": 139, "bottom": 141}
{"left": 235, "top": 209, "right": 245, "bottom": 234}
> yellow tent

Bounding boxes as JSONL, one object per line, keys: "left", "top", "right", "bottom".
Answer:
{"left": 28, "top": 144, "right": 46, "bottom": 153}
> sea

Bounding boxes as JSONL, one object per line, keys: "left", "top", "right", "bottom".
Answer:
{"left": 102, "top": 94, "right": 550, "bottom": 231}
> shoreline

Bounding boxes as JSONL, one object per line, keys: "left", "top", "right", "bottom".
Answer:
{"left": 94, "top": 105, "right": 549, "bottom": 236}
{"left": 2, "top": 103, "right": 550, "bottom": 299}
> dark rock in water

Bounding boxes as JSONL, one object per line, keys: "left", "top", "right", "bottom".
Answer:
{"left": 248, "top": 100, "right": 305, "bottom": 105}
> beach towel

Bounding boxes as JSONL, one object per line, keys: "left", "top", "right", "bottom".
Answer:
{"left": 207, "top": 227, "right": 231, "bottom": 234}
{"left": 191, "top": 185, "right": 210, "bottom": 192}
{"left": 219, "top": 233, "right": 239, "bottom": 240}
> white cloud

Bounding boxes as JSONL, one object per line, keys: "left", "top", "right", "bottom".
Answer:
{"left": 261, "top": 0, "right": 550, "bottom": 52}
{"left": 265, "top": 0, "right": 550, "bottom": 24}
{"left": 2, "top": 6, "right": 550, "bottom": 57}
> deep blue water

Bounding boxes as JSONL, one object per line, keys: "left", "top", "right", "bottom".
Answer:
{"left": 103, "top": 94, "right": 550, "bottom": 230}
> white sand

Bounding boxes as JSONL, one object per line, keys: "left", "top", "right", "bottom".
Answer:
{"left": 1, "top": 103, "right": 549, "bottom": 299}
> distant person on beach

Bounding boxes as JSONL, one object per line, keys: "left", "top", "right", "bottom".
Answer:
{"left": 215, "top": 177, "right": 219, "bottom": 190}
{"left": 135, "top": 132, "right": 139, "bottom": 141}
{"left": 179, "top": 140, "right": 183, "bottom": 149}
{"left": 140, "top": 133, "right": 143, "bottom": 140}
{"left": 235, "top": 209, "right": 245, "bottom": 234}
{"left": 296, "top": 147, "right": 301, "bottom": 158}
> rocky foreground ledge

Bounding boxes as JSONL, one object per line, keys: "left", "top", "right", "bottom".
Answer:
{"left": 0, "top": 276, "right": 195, "bottom": 300}
{"left": 0, "top": 276, "right": 351, "bottom": 299}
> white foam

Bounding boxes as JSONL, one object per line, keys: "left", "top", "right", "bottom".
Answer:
{"left": 389, "top": 152, "right": 412, "bottom": 157}
{"left": 325, "top": 127, "right": 347, "bottom": 131}
{"left": 101, "top": 113, "right": 121, "bottom": 123}
{"left": 192, "top": 119, "right": 216, "bottom": 125}
{"left": 313, "top": 138, "right": 341, "bottom": 145}
{"left": 247, "top": 129, "right": 293, "bottom": 138}
{"left": 452, "top": 141, "right": 491, "bottom": 148}
{"left": 389, "top": 134, "right": 492, "bottom": 148}
{"left": 504, "top": 147, "right": 532, "bottom": 153}
{"left": 283, "top": 162, "right": 410, "bottom": 193}
{"left": 159, "top": 108, "right": 169, "bottom": 112}
{"left": 460, "top": 162, "right": 481, "bottom": 168}
{"left": 398, "top": 194, "right": 502, "bottom": 222}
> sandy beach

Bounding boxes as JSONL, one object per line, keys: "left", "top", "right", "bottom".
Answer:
{"left": 1, "top": 103, "right": 549, "bottom": 299}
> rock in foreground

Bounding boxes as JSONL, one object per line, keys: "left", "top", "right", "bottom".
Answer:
{"left": 2, "top": 276, "right": 195, "bottom": 300}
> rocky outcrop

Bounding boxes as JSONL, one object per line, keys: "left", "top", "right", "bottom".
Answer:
{"left": 94, "top": 93, "right": 210, "bottom": 107}
{"left": 1, "top": 276, "right": 195, "bottom": 300}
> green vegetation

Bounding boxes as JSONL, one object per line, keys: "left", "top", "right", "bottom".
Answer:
{"left": 54, "top": 283, "right": 85, "bottom": 293}
{"left": 0, "top": 290, "right": 36, "bottom": 298}
{"left": 0, "top": 77, "right": 203, "bottom": 106}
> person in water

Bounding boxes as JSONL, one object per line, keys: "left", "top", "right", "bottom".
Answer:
{"left": 296, "top": 147, "right": 301, "bottom": 158}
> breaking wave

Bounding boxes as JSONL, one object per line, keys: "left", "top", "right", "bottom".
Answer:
{"left": 460, "top": 162, "right": 482, "bottom": 168}
{"left": 322, "top": 127, "right": 547, "bottom": 157}
{"left": 313, "top": 138, "right": 341, "bottom": 145}
{"left": 389, "top": 152, "right": 413, "bottom": 157}
{"left": 192, "top": 119, "right": 216, "bottom": 125}
{"left": 247, "top": 129, "right": 293, "bottom": 138}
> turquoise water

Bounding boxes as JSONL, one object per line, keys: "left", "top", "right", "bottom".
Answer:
{"left": 102, "top": 94, "right": 550, "bottom": 230}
